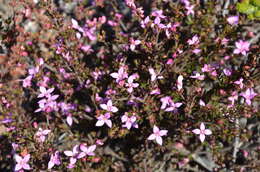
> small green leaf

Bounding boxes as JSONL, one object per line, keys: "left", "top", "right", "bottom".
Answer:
{"left": 251, "top": 0, "right": 260, "bottom": 7}
{"left": 237, "top": 2, "right": 257, "bottom": 14}
{"left": 254, "top": 10, "right": 260, "bottom": 17}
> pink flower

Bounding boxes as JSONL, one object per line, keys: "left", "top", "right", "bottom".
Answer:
{"left": 177, "top": 75, "right": 183, "bottom": 91}
{"left": 96, "top": 112, "right": 112, "bottom": 128}
{"left": 234, "top": 78, "right": 244, "bottom": 89}
{"left": 148, "top": 125, "right": 168, "bottom": 145}
{"left": 233, "top": 40, "right": 250, "bottom": 56}
{"left": 148, "top": 68, "right": 163, "bottom": 82}
{"left": 125, "top": 74, "right": 139, "bottom": 93}
{"left": 64, "top": 145, "right": 81, "bottom": 168}
{"left": 110, "top": 66, "right": 128, "bottom": 83}
{"left": 240, "top": 88, "right": 257, "bottom": 105}
{"left": 100, "top": 100, "right": 118, "bottom": 113}
{"left": 121, "top": 113, "right": 138, "bottom": 129}
{"left": 14, "top": 154, "right": 31, "bottom": 171}
{"left": 140, "top": 16, "right": 150, "bottom": 28}
{"left": 199, "top": 99, "right": 206, "bottom": 106}
{"left": 190, "top": 72, "right": 205, "bottom": 80}
{"left": 185, "top": 5, "right": 195, "bottom": 16}
{"left": 79, "top": 144, "right": 96, "bottom": 158}
{"left": 227, "top": 16, "right": 239, "bottom": 25}
{"left": 22, "top": 75, "right": 33, "bottom": 88}
{"left": 35, "top": 128, "right": 51, "bottom": 142}
{"left": 48, "top": 151, "right": 61, "bottom": 169}
{"left": 228, "top": 91, "right": 238, "bottom": 107}
{"left": 160, "top": 96, "right": 172, "bottom": 110}
{"left": 187, "top": 35, "right": 199, "bottom": 45}
{"left": 165, "top": 102, "right": 182, "bottom": 112}
{"left": 192, "top": 123, "right": 212, "bottom": 142}
{"left": 129, "top": 38, "right": 141, "bottom": 51}
{"left": 38, "top": 87, "right": 55, "bottom": 98}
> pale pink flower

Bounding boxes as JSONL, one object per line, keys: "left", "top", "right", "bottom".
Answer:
{"left": 79, "top": 144, "right": 96, "bottom": 158}
{"left": 96, "top": 112, "right": 112, "bottom": 128}
{"left": 35, "top": 128, "right": 51, "bottom": 142}
{"left": 202, "top": 64, "right": 214, "bottom": 73}
{"left": 125, "top": 74, "right": 139, "bottom": 93}
{"left": 227, "top": 16, "right": 239, "bottom": 25}
{"left": 22, "top": 75, "right": 33, "bottom": 88}
{"left": 165, "top": 102, "right": 182, "bottom": 112}
{"left": 240, "top": 88, "right": 257, "bottom": 105}
{"left": 190, "top": 72, "right": 205, "bottom": 80}
{"left": 121, "top": 113, "right": 138, "bottom": 129}
{"left": 177, "top": 75, "right": 183, "bottom": 91}
{"left": 148, "top": 125, "right": 168, "bottom": 145}
{"left": 228, "top": 91, "right": 238, "bottom": 107}
{"left": 14, "top": 154, "right": 31, "bottom": 171}
{"left": 48, "top": 151, "right": 61, "bottom": 169}
{"left": 141, "top": 16, "right": 150, "bottom": 28}
{"left": 160, "top": 96, "right": 172, "bottom": 110}
{"left": 110, "top": 66, "right": 128, "bottom": 83}
{"left": 192, "top": 123, "right": 212, "bottom": 142}
{"left": 150, "top": 87, "right": 161, "bottom": 95}
{"left": 187, "top": 35, "right": 199, "bottom": 45}
{"left": 64, "top": 145, "right": 81, "bottom": 167}
{"left": 234, "top": 78, "right": 244, "bottom": 89}
{"left": 148, "top": 68, "right": 163, "bottom": 82}
{"left": 38, "top": 87, "right": 55, "bottom": 98}
{"left": 185, "top": 5, "right": 195, "bottom": 16}
{"left": 199, "top": 99, "right": 206, "bottom": 106}
{"left": 233, "top": 40, "right": 250, "bottom": 56}
{"left": 129, "top": 38, "right": 141, "bottom": 51}
{"left": 100, "top": 100, "right": 118, "bottom": 113}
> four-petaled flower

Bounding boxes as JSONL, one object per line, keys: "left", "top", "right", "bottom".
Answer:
{"left": 129, "top": 38, "right": 141, "bottom": 51}
{"left": 96, "top": 112, "right": 113, "bottom": 128}
{"left": 15, "top": 154, "right": 31, "bottom": 171}
{"left": 38, "top": 86, "right": 55, "bottom": 98}
{"left": 233, "top": 40, "right": 250, "bottom": 56}
{"left": 125, "top": 74, "right": 139, "bottom": 93}
{"left": 121, "top": 113, "right": 138, "bottom": 130}
{"left": 227, "top": 16, "right": 239, "bottom": 25}
{"left": 149, "top": 68, "right": 163, "bottom": 82}
{"left": 48, "top": 151, "right": 61, "bottom": 169}
{"left": 110, "top": 66, "right": 128, "bottom": 83}
{"left": 64, "top": 145, "right": 81, "bottom": 168}
{"left": 79, "top": 144, "right": 96, "bottom": 157}
{"left": 148, "top": 125, "right": 168, "bottom": 145}
{"left": 100, "top": 100, "right": 118, "bottom": 113}
{"left": 240, "top": 88, "right": 257, "bottom": 105}
{"left": 192, "top": 123, "right": 212, "bottom": 142}
{"left": 35, "top": 128, "right": 51, "bottom": 142}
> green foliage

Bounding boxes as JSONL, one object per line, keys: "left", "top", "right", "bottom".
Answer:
{"left": 237, "top": 0, "right": 260, "bottom": 19}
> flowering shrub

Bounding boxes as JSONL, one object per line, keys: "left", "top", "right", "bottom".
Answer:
{"left": 0, "top": 0, "right": 260, "bottom": 171}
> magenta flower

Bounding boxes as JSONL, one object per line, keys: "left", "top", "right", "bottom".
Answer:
{"left": 79, "top": 144, "right": 96, "bottom": 158}
{"left": 227, "top": 16, "right": 239, "bottom": 25}
{"left": 233, "top": 40, "right": 250, "bottom": 56}
{"left": 240, "top": 88, "right": 257, "bottom": 105}
{"left": 148, "top": 125, "right": 168, "bottom": 145}
{"left": 121, "top": 113, "right": 138, "bottom": 130}
{"left": 141, "top": 16, "right": 150, "bottom": 28}
{"left": 100, "top": 100, "right": 118, "bottom": 113}
{"left": 192, "top": 123, "right": 212, "bottom": 142}
{"left": 35, "top": 128, "right": 51, "bottom": 142}
{"left": 48, "top": 151, "right": 61, "bottom": 169}
{"left": 96, "top": 112, "right": 112, "bottom": 128}
{"left": 14, "top": 154, "right": 31, "bottom": 171}
{"left": 187, "top": 35, "right": 199, "bottom": 45}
